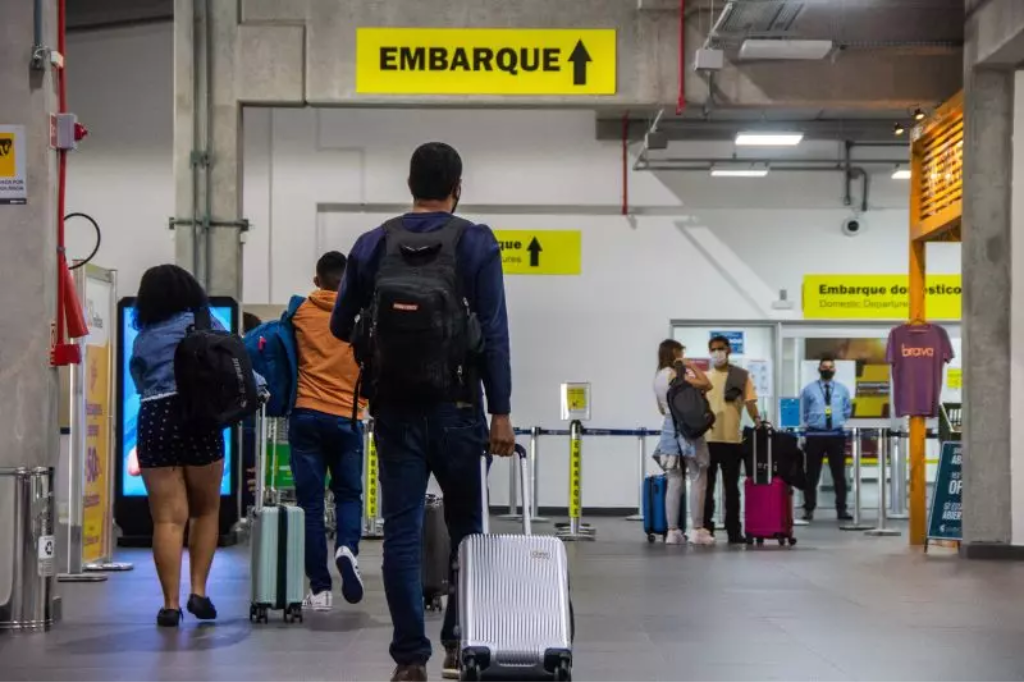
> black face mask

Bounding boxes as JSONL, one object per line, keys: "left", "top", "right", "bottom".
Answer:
{"left": 820, "top": 369, "right": 835, "bottom": 381}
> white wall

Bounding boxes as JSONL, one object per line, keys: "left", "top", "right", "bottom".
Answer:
{"left": 65, "top": 23, "right": 963, "bottom": 509}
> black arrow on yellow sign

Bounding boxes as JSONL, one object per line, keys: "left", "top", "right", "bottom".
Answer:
{"left": 568, "top": 40, "right": 592, "bottom": 86}
{"left": 528, "top": 237, "right": 542, "bottom": 267}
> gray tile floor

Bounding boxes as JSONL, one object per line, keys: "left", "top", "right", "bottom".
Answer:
{"left": 3, "top": 516, "right": 1024, "bottom": 681}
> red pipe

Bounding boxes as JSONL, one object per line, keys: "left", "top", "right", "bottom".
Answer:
{"left": 676, "top": 0, "right": 686, "bottom": 115}
{"left": 618, "top": 111, "right": 626, "bottom": 215}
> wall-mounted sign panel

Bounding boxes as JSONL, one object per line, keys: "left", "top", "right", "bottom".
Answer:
{"left": 494, "top": 229, "right": 581, "bottom": 275}
{"left": 0, "top": 124, "right": 27, "bottom": 205}
{"left": 802, "top": 274, "right": 961, "bottom": 320}
{"left": 356, "top": 28, "right": 617, "bottom": 96}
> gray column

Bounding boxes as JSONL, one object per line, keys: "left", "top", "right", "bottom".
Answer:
{"left": 961, "top": 66, "right": 1015, "bottom": 552}
{"left": 173, "top": 0, "right": 243, "bottom": 299}
{"left": 0, "top": 1, "right": 60, "bottom": 469}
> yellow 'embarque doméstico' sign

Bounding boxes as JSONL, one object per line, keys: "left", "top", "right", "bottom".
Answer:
{"left": 356, "top": 28, "right": 617, "bottom": 96}
{"left": 802, "top": 274, "right": 961, "bottom": 320}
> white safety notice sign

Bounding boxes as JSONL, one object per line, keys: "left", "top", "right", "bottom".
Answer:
{"left": 0, "top": 124, "right": 27, "bottom": 205}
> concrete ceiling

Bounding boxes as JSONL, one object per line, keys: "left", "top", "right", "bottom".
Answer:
{"left": 67, "top": 0, "right": 172, "bottom": 30}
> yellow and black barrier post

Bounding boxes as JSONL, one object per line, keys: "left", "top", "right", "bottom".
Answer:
{"left": 556, "top": 420, "right": 595, "bottom": 542}
{"left": 362, "top": 419, "right": 383, "bottom": 539}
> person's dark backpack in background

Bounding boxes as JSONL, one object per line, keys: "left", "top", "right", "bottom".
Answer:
{"left": 354, "top": 217, "right": 482, "bottom": 408}
{"left": 667, "top": 371, "right": 716, "bottom": 440}
{"left": 175, "top": 308, "right": 261, "bottom": 430}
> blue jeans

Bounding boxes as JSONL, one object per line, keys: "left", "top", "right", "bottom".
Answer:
{"left": 374, "top": 404, "right": 488, "bottom": 666}
{"left": 288, "top": 408, "right": 364, "bottom": 594}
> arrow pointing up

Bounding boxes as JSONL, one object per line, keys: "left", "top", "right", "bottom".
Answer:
{"left": 568, "top": 40, "right": 592, "bottom": 86}
{"left": 527, "top": 237, "right": 542, "bottom": 267}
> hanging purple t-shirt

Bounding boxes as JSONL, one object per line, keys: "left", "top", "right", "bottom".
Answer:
{"left": 885, "top": 324, "right": 954, "bottom": 417}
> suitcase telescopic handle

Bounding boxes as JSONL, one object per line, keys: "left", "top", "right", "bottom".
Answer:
{"left": 255, "top": 406, "right": 268, "bottom": 514}
{"left": 479, "top": 444, "right": 531, "bottom": 536}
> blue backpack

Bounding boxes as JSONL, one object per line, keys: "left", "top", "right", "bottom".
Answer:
{"left": 243, "top": 296, "right": 305, "bottom": 417}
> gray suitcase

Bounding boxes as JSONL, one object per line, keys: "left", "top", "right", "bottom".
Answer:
{"left": 249, "top": 408, "right": 305, "bottom": 624}
{"left": 422, "top": 493, "right": 450, "bottom": 612}
{"left": 456, "top": 445, "right": 573, "bottom": 681}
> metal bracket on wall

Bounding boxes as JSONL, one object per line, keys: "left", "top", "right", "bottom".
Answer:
{"left": 167, "top": 218, "right": 251, "bottom": 232}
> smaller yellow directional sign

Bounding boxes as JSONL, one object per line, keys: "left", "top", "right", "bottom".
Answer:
{"left": 494, "top": 230, "right": 581, "bottom": 276}
{"left": 356, "top": 28, "right": 617, "bottom": 96}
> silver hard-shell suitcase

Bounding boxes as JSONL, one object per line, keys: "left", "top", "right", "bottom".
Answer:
{"left": 457, "top": 445, "right": 573, "bottom": 681}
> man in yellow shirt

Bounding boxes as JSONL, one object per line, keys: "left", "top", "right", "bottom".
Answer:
{"left": 703, "top": 335, "right": 761, "bottom": 544}
{"left": 289, "top": 252, "right": 367, "bottom": 612}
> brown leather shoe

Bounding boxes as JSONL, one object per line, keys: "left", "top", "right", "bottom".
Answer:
{"left": 391, "top": 664, "right": 428, "bottom": 682}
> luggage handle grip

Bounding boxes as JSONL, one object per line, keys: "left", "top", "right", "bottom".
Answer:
{"left": 480, "top": 444, "right": 531, "bottom": 536}
{"left": 255, "top": 406, "right": 268, "bottom": 514}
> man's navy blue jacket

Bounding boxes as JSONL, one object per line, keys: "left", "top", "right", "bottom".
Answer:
{"left": 330, "top": 211, "right": 512, "bottom": 415}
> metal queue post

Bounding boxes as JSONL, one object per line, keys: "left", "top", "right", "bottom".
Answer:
{"left": 888, "top": 431, "right": 909, "bottom": 519}
{"left": 625, "top": 428, "right": 647, "bottom": 522}
{"left": 865, "top": 429, "right": 901, "bottom": 537}
{"left": 839, "top": 427, "right": 874, "bottom": 531}
{"left": 555, "top": 382, "right": 596, "bottom": 542}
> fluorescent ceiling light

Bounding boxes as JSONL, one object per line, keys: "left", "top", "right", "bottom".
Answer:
{"left": 735, "top": 132, "right": 804, "bottom": 147}
{"left": 711, "top": 164, "right": 769, "bottom": 178}
{"left": 892, "top": 168, "right": 912, "bottom": 180}
{"left": 739, "top": 39, "right": 834, "bottom": 61}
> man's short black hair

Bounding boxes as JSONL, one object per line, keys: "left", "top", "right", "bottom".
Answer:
{"left": 317, "top": 251, "right": 347, "bottom": 292}
{"left": 408, "top": 142, "right": 462, "bottom": 201}
{"left": 709, "top": 335, "right": 731, "bottom": 351}
{"left": 819, "top": 355, "right": 836, "bottom": 366}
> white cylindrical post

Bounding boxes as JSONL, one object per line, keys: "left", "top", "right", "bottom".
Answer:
{"left": 866, "top": 429, "right": 901, "bottom": 537}
{"left": 840, "top": 427, "right": 873, "bottom": 531}
{"left": 530, "top": 427, "right": 549, "bottom": 523}
{"left": 499, "top": 451, "right": 521, "bottom": 520}
{"left": 625, "top": 429, "right": 645, "bottom": 521}
{"left": 889, "top": 432, "right": 909, "bottom": 519}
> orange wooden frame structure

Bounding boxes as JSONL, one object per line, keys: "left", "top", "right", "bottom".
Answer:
{"left": 907, "top": 91, "right": 963, "bottom": 546}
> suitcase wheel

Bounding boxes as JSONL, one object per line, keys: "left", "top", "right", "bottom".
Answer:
{"left": 744, "top": 536, "right": 754, "bottom": 546}
{"left": 554, "top": 661, "right": 572, "bottom": 681}
{"left": 646, "top": 534, "right": 655, "bottom": 544}
{"left": 755, "top": 538, "right": 764, "bottom": 546}
{"left": 788, "top": 537, "right": 797, "bottom": 547}
{"left": 284, "top": 604, "right": 303, "bottom": 624}
{"left": 777, "top": 537, "right": 786, "bottom": 546}
{"left": 460, "top": 657, "right": 481, "bottom": 681}
{"left": 251, "top": 604, "right": 269, "bottom": 624}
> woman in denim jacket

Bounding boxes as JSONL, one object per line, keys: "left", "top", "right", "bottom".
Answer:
{"left": 130, "top": 264, "right": 262, "bottom": 627}
{"left": 652, "top": 340, "right": 715, "bottom": 546}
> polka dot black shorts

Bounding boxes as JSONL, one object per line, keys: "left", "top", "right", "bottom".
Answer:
{"left": 137, "top": 395, "right": 224, "bottom": 469}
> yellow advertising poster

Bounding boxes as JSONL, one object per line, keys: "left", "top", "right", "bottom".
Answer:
{"left": 83, "top": 344, "right": 110, "bottom": 563}
{"left": 802, "top": 274, "right": 961, "bottom": 320}
{"left": 0, "top": 124, "right": 28, "bottom": 205}
{"left": 356, "top": 28, "right": 617, "bottom": 96}
{"left": 495, "top": 229, "right": 581, "bottom": 275}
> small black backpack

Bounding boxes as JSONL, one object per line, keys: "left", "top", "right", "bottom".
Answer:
{"left": 355, "top": 216, "right": 482, "bottom": 408}
{"left": 175, "top": 308, "right": 261, "bottom": 430}
{"left": 667, "top": 371, "right": 716, "bottom": 441}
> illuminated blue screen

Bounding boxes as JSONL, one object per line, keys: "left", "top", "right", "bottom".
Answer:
{"left": 120, "top": 306, "right": 234, "bottom": 497}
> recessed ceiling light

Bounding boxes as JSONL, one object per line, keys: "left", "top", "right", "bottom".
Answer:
{"left": 711, "top": 164, "right": 770, "bottom": 178}
{"left": 734, "top": 132, "right": 804, "bottom": 147}
{"left": 892, "top": 168, "right": 912, "bottom": 180}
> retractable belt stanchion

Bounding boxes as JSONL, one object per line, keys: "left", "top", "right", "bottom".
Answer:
{"left": 840, "top": 427, "right": 874, "bottom": 531}
{"left": 556, "top": 420, "right": 595, "bottom": 542}
{"left": 625, "top": 428, "right": 646, "bottom": 521}
{"left": 499, "top": 451, "right": 521, "bottom": 520}
{"left": 362, "top": 419, "right": 383, "bottom": 539}
{"left": 865, "top": 429, "right": 901, "bottom": 537}
{"left": 888, "top": 431, "right": 909, "bottom": 519}
{"left": 529, "top": 427, "right": 549, "bottom": 523}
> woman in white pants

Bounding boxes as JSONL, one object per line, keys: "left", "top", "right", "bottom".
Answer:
{"left": 653, "top": 340, "right": 715, "bottom": 546}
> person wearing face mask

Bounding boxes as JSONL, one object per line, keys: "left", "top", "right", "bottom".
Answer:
{"left": 800, "top": 357, "right": 853, "bottom": 522}
{"left": 702, "top": 336, "right": 761, "bottom": 544}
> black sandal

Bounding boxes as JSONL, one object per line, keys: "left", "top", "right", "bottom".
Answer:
{"left": 157, "top": 608, "right": 183, "bottom": 627}
{"left": 187, "top": 594, "right": 218, "bottom": 621}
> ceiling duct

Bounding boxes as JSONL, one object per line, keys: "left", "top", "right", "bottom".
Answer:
{"left": 714, "top": 0, "right": 803, "bottom": 39}
{"left": 738, "top": 38, "right": 833, "bottom": 60}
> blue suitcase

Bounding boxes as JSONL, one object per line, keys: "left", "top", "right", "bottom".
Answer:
{"left": 643, "top": 474, "right": 685, "bottom": 543}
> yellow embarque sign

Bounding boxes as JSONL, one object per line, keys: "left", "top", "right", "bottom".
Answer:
{"left": 356, "top": 28, "right": 617, "bottom": 96}
{"left": 493, "top": 230, "right": 581, "bottom": 275}
{"left": 802, "top": 274, "right": 961, "bottom": 320}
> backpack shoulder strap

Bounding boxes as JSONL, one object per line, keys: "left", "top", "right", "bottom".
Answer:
{"left": 192, "top": 307, "right": 212, "bottom": 331}
{"left": 284, "top": 295, "right": 305, "bottom": 320}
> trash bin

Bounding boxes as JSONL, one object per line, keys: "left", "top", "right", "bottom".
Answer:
{"left": 0, "top": 467, "right": 56, "bottom": 631}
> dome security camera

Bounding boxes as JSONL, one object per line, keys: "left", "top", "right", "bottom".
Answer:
{"left": 842, "top": 217, "right": 864, "bottom": 237}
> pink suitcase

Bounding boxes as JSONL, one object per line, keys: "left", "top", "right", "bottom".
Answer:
{"left": 744, "top": 425, "right": 797, "bottom": 547}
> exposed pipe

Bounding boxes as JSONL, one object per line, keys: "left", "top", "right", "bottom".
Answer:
{"left": 190, "top": 0, "right": 202, "bottom": 279}
{"left": 621, "top": 112, "right": 630, "bottom": 216}
{"left": 31, "top": 0, "right": 45, "bottom": 69}
{"left": 56, "top": 0, "right": 68, "bottom": 348}
{"left": 204, "top": 0, "right": 214, "bottom": 290}
{"left": 676, "top": 0, "right": 686, "bottom": 115}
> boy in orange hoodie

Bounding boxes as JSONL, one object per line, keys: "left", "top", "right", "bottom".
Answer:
{"left": 289, "top": 251, "right": 366, "bottom": 611}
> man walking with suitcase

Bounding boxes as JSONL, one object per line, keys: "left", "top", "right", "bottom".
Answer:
{"left": 703, "top": 335, "right": 762, "bottom": 544}
{"left": 800, "top": 357, "right": 853, "bottom": 521}
{"left": 332, "top": 142, "right": 515, "bottom": 682}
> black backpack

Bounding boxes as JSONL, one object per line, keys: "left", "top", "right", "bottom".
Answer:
{"left": 667, "top": 372, "right": 716, "bottom": 441}
{"left": 174, "top": 308, "right": 261, "bottom": 430}
{"left": 355, "top": 216, "right": 482, "bottom": 408}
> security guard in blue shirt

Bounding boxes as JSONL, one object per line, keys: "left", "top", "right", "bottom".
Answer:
{"left": 800, "top": 357, "right": 854, "bottom": 522}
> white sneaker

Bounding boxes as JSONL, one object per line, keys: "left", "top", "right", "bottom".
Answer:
{"left": 665, "top": 529, "right": 686, "bottom": 545}
{"left": 690, "top": 528, "right": 717, "bottom": 546}
{"left": 302, "top": 590, "right": 333, "bottom": 612}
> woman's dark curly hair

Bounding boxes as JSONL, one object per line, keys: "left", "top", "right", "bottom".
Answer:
{"left": 134, "top": 264, "right": 208, "bottom": 329}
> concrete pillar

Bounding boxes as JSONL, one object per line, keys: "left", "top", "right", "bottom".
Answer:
{"left": 961, "top": 65, "right": 1016, "bottom": 555}
{"left": 173, "top": 0, "right": 243, "bottom": 299}
{"left": 0, "top": 0, "right": 60, "bottom": 469}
